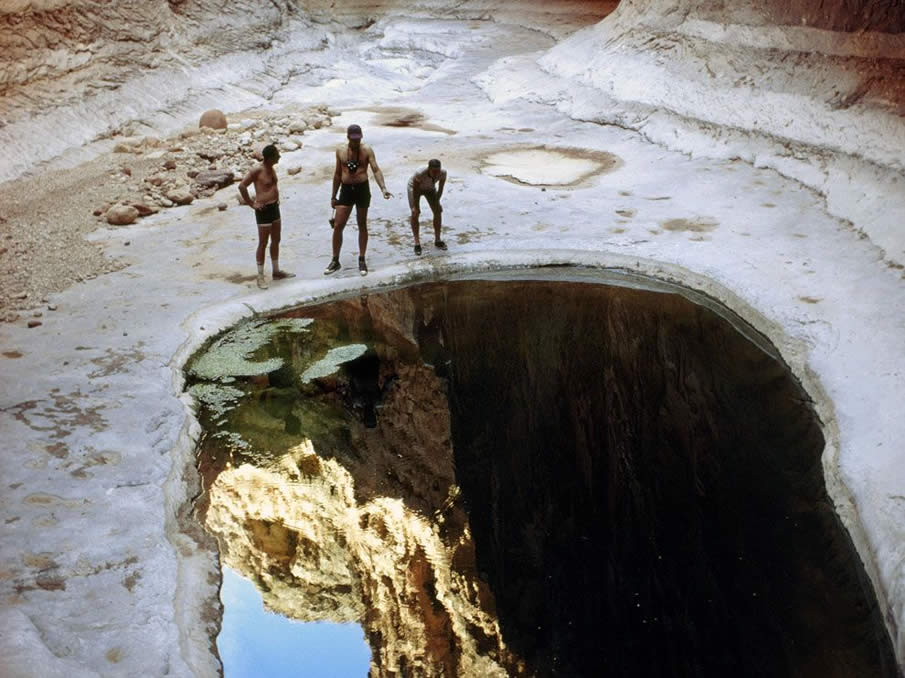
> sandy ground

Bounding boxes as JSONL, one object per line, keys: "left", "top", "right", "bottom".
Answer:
{"left": 0, "top": 157, "right": 130, "bottom": 322}
{"left": 1, "top": 15, "right": 903, "bottom": 677}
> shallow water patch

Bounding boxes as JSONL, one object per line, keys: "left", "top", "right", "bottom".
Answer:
{"left": 479, "top": 145, "right": 620, "bottom": 187}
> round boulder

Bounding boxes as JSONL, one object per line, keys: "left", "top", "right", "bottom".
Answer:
{"left": 199, "top": 109, "right": 227, "bottom": 130}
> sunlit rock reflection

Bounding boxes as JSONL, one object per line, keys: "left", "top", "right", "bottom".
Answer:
{"left": 205, "top": 441, "right": 514, "bottom": 676}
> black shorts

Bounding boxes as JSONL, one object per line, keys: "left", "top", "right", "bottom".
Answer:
{"left": 255, "top": 202, "right": 280, "bottom": 226}
{"left": 337, "top": 182, "right": 371, "bottom": 209}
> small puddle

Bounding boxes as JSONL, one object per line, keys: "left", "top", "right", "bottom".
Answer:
{"left": 187, "top": 272, "right": 897, "bottom": 677}
{"left": 479, "top": 146, "right": 620, "bottom": 187}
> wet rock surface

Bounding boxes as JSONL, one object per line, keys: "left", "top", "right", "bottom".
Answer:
{"left": 189, "top": 279, "right": 897, "bottom": 677}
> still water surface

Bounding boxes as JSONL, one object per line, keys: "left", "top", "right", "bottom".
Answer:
{"left": 189, "top": 275, "right": 897, "bottom": 677}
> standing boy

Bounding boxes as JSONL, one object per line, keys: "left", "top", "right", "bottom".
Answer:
{"left": 238, "top": 144, "right": 294, "bottom": 289}
{"left": 325, "top": 124, "right": 392, "bottom": 276}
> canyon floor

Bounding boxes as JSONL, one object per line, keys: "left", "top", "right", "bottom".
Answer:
{"left": 1, "top": 16, "right": 903, "bottom": 677}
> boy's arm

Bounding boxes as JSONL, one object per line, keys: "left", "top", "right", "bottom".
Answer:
{"left": 331, "top": 151, "right": 342, "bottom": 207}
{"left": 238, "top": 167, "right": 258, "bottom": 207}
{"left": 369, "top": 148, "right": 391, "bottom": 198}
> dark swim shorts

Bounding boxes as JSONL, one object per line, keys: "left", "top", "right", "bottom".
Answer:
{"left": 255, "top": 202, "right": 281, "bottom": 226}
{"left": 337, "top": 182, "right": 371, "bottom": 209}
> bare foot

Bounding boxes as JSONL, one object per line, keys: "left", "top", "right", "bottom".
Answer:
{"left": 272, "top": 270, "right": 296, "bottom": 279}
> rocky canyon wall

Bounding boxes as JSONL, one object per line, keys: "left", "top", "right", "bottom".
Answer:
{"left": 0, "top": 0, "right": 610, "bottom": 183}
{"left": 523, "top": 0, "right": 905, "bottom": 264}
{"left": 3, "top": 0, "right": 901, "bottom": 260}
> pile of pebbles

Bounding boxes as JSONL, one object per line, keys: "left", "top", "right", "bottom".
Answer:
{"left": 0, "top": 105, "right": 333, "bottom": 325}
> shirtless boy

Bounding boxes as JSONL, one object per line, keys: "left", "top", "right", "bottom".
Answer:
{"left": 238, "top": 143, "right": 294, "bottom": 289}
{"left": 325, "top": 124, "right": 392, "bottom": 276}
{"left": 408, "top": 158, "right": 447, "bottom": 255}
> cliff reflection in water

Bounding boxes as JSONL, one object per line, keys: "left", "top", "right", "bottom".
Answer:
{"left": 188, "top": 277, "right": 897, "bottom": 678}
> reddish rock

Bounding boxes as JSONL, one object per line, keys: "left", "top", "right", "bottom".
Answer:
{"left": 106, "top": 205, "right": 139, "bottom": 225}
{"left": 194, "top": 169, "right": 234, "bottom": 189}
{"left": 166, "top": 188, "right": 194, "bottom": 205}
{"left": 131, "top": 203, "right": 159, "bottom": 217}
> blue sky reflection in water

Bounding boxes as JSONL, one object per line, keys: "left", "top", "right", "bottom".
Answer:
{"left": 218, "top": 567, "right": 371, "bottom": 677}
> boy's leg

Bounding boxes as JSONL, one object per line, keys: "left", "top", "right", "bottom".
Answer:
{"left": 269, "top": 220, "right": 295, "bottom": 279}
{"left": 356, "top": 206, "right": 369, "bottom": 258}
{"left": 332, "top": 206, "right": 352, "bottom": 257}
{"left": 256, "top": 224, "right": 271, "bottom": 288}
{"left": 429, "top": 195, "right": 446, "bottom": 249}
{"left": 325, "top": 205, "right": 351, "bottom": 274}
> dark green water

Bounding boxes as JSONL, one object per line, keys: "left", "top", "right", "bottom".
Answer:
{"left": 188, "top": 276, "right": 898, "bottom": 678}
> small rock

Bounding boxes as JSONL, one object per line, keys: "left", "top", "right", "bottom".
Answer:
{"left": 163, "top": 159, "right": 177, "bottom": 170}
{"left": 166, "top": 188, "right": 194, "bottom": 205}
{"left": 32, "top": 311, "right": 42, "bottom": 318}
{"left": 124, "top": 241, "right": 131, "bottom": 246}
{"left": 132, "top": 203, "right": 159, "bottom": 217}
{"left": 121, "top": 167, "right": 132, "bottom": 176}
{"left": 106, "top": 204, "right": 139, "bottom": 226}
{"left": 287, "top": 167, "right": 301, "bottom": 176}
{"left": 14, "top": 292, "right": 28, "bottom": 300}
{"left": 27, "top": 320, "right": 42, "bottom": 328}
{"left": 288, "top": 121, "right": 308, "bottom": 134}
{"left": 186, "top": 169, "right": 199, "bottom": 178}
{"left": 194, "top": 169, "right": 235, "bottom": 189}
{"left": 93, "top": 208, "right": 104, "bottom": 216}
{"left": 217, "top": 203, "right": 228, "bottom": 211}
{"left": 47, "top": 304, "right": 57, "bottom": 311}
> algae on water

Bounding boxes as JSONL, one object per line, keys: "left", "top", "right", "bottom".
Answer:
{"left": 188, "top": 382, "right": 245, "bottom": 419}
{"left": 189, "top": 318, "right": 314, "bottom": 380}
{"left": 301, "top": 344, "right": 369, "bottom": 383}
